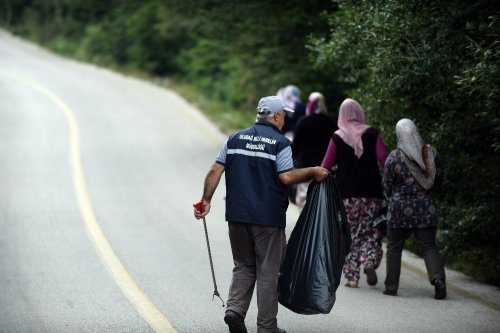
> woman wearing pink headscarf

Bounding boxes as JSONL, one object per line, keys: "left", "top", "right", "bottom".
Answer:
{"left": 292, "top": 92, "right": 337, "bottom": 210}
{"left": 321, "top": 98, "right": 388, "bottom": 288}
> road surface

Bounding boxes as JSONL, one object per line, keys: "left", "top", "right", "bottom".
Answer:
{"left": 0, "top": 30, "right": 498, "bottom": 333}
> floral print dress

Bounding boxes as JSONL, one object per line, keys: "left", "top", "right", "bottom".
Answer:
{"left": 342, "top": 197, "right": 384, "bottom": 281}
{"left": 383, "top": 148, "right": 443, "bottom": 229}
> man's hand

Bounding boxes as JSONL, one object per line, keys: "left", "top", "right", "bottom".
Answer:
{"left": 312, "top": 166, "right": 329, "bottom": 182}
{"left": 193, "top": 199, "right": 210, "bottom": 220}
{"left": 279, "top": 166, "right": 330, "bottom": 185}
{"left": 193, "top": 163, "right": 224, "bottom": 220}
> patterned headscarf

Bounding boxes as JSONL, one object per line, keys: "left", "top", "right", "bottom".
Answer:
{"left": 395, "top": 118, "right": 437, "bottom": 189}
{"left": 283, "top": 85, "right": 301, "bottom": 109}
{"left": 305, "top": 92, "right": 327, "bottom": 116}
{"left": 335, "top": 98, "right": 369, "bottom": 158}
{"left": 276, "top": 87, "right": 285, "bottom": 101}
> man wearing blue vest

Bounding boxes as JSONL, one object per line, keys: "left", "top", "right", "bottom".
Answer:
{"left": 194, "top": 96, "right": 329, "bottom": 333}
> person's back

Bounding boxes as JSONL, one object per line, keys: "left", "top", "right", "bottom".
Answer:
{"left": 320, "top": 98, "right": 387, "bottom": 288}
{"left": 291, "top": 92, "right": 336, "bottom": 210}
{"left": 382, "top": 118, "right": 447, "bottom": 300}
{"left": 384, "top": 148, "right": 442, "bottom": 227}
{"left": 333, "top": 127, "right": 384, "bottom": 199}
{"left": 194, "top": 95, "right": 329, "bottom": 333}
{"left": 288, "top": 101, "right": 306, "bottom": 133}
{"left": 292, "top": 113, "right": 337, "bottom": 168}
{"left": 224, "top": 121, "right": 292, "bottom": 228}
{"left": 280, "top": 85, "right": 305, "bottom": 138}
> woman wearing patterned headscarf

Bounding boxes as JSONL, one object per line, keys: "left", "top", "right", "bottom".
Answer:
{"left": 321, "top": 98, "right": 388, "bottom": 288}
{"left": 280, "top": 85, "right": 306, "bottom": 139}
{"left": 383, "top": 118, "right": 446, "bottom": 299}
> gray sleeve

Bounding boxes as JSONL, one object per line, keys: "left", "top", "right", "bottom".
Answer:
{"left": 276, "top": 146, "right": 294, "bottom": 173}
{"left": 215, "top": 140, "right": 228, "bottom": 164}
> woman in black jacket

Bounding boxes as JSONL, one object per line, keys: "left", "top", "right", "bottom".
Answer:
{"left": 292, "top": 92, "right": 337, "bottom": 210}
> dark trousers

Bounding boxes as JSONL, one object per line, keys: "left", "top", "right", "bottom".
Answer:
{"left": 384, "top": 227, "right": 445, "bottom": 293}
{"left": 227, "top": 222, "right": 286, "bottom": 333}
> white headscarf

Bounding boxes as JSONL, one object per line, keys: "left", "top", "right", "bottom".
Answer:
{"left": 395, "top": 118, "right": 437, "bottom": 189}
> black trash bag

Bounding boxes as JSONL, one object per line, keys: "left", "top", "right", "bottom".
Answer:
{"left": 278, "top": 173, "right": 351, "bottom": 315}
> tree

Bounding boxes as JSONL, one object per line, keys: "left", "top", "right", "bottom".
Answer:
{"left": 308, "top": 0, "right": 500, "bottom": 284}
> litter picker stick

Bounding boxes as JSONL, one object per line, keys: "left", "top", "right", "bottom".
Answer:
{"left": 194, "top": 201, "right": 225, "bottom": 307}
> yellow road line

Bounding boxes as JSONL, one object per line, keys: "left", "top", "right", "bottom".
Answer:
{"left": 0, "top": 68, "right": 178, "bottom": 333}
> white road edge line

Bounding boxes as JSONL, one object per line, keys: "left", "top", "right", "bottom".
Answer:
{"left": 0, "top": 68, "right": 178, "bottom": 333}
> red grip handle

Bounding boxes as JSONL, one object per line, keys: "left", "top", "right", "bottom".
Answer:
{"left": 193, "top": 200, "right": 204, "bottom": 213}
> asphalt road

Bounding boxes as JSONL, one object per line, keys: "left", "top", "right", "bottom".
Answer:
{"left": 0, "top": 30, "right": 498, "bottom": 333}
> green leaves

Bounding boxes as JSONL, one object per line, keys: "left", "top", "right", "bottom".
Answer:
{"left": 4, "top": 0, "right": 498, "bottom": 284}
{"left": 309, "top": 0, "right": 500, "bottom": 284}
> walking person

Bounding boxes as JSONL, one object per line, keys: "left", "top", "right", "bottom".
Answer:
{"left": 292, "top": 92, "right": 337, "bottom": 210}
{"left": 320, "top": 98, "right": 388, "bottom": 288}
{"left": 279, "top": 85, "right": 306, "bottom": 141}
{"left": 383, "top": 118, "right": 446, "bottom": 299}
{"left": 194, "top": 96, "right": 329, "bottom": 333}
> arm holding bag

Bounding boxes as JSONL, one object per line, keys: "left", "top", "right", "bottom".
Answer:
{"left": 278, "top": 173, "right": 351, "bottom": 315}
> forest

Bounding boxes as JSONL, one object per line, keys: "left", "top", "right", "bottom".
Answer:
{"left": 1, "top": 0, "right": 499, "bottom": 285}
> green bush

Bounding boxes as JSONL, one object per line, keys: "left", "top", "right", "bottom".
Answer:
{"left": 308, "top": 0, "right": 500, "bottom": 284}
{"left": 3, "top": 0, "right": 498, "bottom": 285}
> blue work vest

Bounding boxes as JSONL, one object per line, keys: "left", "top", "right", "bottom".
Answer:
{"left": 221, "top": 122, "right": 292, "bottom": 228}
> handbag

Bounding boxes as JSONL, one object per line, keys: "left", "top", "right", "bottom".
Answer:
{"left": 373, "top": 206, "right": 387, "bottom": 235}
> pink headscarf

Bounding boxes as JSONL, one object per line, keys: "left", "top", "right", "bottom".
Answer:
{"left": 305, "top": 92, "right": 327, "bottom": 116}
{"left": 335, "top": 98, "right": 370, "bottom": 158}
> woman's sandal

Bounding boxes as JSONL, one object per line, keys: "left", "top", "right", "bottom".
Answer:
{"left": 345, "top": 280, "right": 358, "bottom": 288}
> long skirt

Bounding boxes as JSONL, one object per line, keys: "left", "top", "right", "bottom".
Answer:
{"left": 342, "top": 197, "right": 384, "bottom": 282}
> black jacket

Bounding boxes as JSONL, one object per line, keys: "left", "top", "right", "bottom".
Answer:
{"left": 292, "top": 113, "right": 338, "bottom": 168}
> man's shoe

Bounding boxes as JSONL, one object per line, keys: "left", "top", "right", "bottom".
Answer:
{"left": 383, "top": 289, "right": 397, "bottom": 296}
{"left": 224, "top": 310, "right": 247, "bottom": 333}
{"left": 271, "top": 329, "right": 286, "bottom": 333}
{"left": 434, "top": 279, "right": 447, "bottom": 300}
{"left": 364, "top": 265, "right": 378, "bottom": 286}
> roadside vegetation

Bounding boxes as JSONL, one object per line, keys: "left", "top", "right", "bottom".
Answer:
{"left": 1, "top": 0, "right": 498, "bottom": 285}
